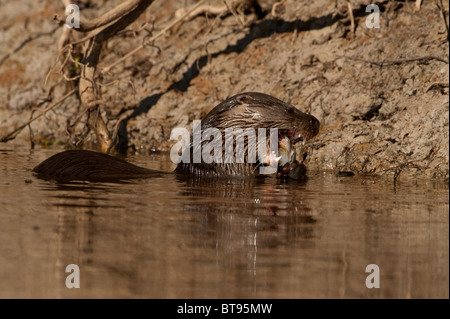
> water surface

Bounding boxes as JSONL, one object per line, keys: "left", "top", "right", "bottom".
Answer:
{"left": 0, "top": 146, "right": 448, "bottom": 298}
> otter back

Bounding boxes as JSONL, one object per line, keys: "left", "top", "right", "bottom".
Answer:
{"left": 33, "top": 150, "right": 162, "bottom": 182}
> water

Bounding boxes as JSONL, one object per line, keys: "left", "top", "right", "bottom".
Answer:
{"left": 0, "top": 146, "right": 448, "bottom": 298}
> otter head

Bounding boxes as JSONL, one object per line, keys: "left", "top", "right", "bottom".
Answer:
{"left": 176, "top": 92, "right": 320, "bottom": 178}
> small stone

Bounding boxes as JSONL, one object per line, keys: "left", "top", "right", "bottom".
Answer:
{"left": 337, "top": 171, "right": 355, "bottom": 177}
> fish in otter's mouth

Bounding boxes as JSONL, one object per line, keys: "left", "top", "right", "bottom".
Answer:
{"left": 265, "top": 129, "right": 317, "bottom": 168}
{"left": 175, "top": 92, "right": 320, "bottom": 179}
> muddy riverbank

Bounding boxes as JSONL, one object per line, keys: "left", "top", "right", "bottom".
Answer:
{"left": 0, "top": 0, "right": 448, "bottom": 180}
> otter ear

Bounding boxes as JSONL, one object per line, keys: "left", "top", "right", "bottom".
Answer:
{"left": 234, "top": 93, "right": 264, "bottom": 107}
{"left": 235, "top": 95, "right": 249, "bottom": 105}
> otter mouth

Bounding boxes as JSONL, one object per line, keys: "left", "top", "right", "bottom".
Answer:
{"left": 261, "top": 129, "right": 310, "bottom": 168}
{"left": 278, "top": 130, "right": 308, "bottom": 166}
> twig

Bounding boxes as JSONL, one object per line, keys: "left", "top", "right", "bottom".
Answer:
{"left": 175, "top": 1, "right": 228, "bottom": 20}
{"left": 0, "top": 26, "right": 59, "bottom": 67}
{"left": 106, "top": 109, "right": 135, "bottom": 154}
{"left": 271, "top": 1, "right": 286, "bottom": 17}
{"left": 224, "top": 0, "right": 245, "bottom": 27}
{"left": 0, "top": 89, "right": 76, "bottom": 143}
{"left": 426, "top": 81, "right": 449, "bottom": 91}
{"left": 346, "top": 1, "right": 355, "bottom": 37}
{"left": 101, "top": 0, "right": 208, "bottom": 74}
{"left": 53, "top": 0, "right": 147, "bottom": 32}
{"left": 340, "top": 55, "right": 449, "bottom": 66}
{"left": 414, "top": 0, "right": 423, "bottom": 12}
{"left": 436, "top": 0, "right": 449, "bottom": 41}
{"left": 58, "top": 25, "right": 72, "bottom": 51}
{"left": 174, "top": 0, "right": 254, "bottom": 23}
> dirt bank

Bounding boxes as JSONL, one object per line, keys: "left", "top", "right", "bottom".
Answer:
{"left": 0, "top": 0, "right": 448, "bottom": 180}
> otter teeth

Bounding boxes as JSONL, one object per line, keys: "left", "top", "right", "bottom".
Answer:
{"left": 272, "top": 151, "right": 282, "bottom": 163}
{"left": 269, "top": 151, "right": 282, "bottom": 164}
{"left": 261, "top": 151, "right": 282, "bottom": 166}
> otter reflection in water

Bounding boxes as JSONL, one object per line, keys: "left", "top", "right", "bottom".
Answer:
{"left": 33, "top": 92, "right": 320, "bottom": 182}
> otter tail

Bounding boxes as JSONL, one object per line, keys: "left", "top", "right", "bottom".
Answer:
{"left": 33, "top": 150, "right": 161, "bottom": 182}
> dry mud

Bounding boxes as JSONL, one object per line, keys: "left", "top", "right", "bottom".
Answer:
{"left": 0, "top": 0, "right": 448, "bottom": 180}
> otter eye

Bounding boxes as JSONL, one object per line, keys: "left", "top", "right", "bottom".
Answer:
{"left": 287, "top": 107, "right": 294, "bottom": 114}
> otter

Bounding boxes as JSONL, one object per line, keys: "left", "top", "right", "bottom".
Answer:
{"left": 33, "top": 92, "right": 320, "bottom": 182}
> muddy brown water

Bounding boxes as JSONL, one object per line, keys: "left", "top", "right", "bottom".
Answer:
{"left": 0, "top": 146, "right": 448, "bottom": 299}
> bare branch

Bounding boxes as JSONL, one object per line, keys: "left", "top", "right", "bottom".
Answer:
{"left": 175, "top": 2, "right": 229, "bottom": 20}
{"left": 340, "top": 55, "right": 449, "bottom": 66}
{"left": 426, "top": 81, "right": 449, "bottom": 92}
{"left": 0, "top": 26, "right": 58, "bottom": 67}
{"left": 414, "top": 0, "right": 423, "bottom": 12}
{"left": 346, "top": 1, "right": 355, "bottom": 37}
{"left": 101, "top": 0, "right": 208, "bottom": 74}
{"left": 75, "top": 0, "right": 155, "bottom": 153}
{"left": 0, "top": 89, "right": 76, "bottom": 143}
{"left": 435, "top": 0, "right": 449, "bottom": 41}
{"left": 58, "top": 25, "right": 72, "bottom": 51}
{"left": 53, "top": 0, "right": 149, "bottom": 33}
